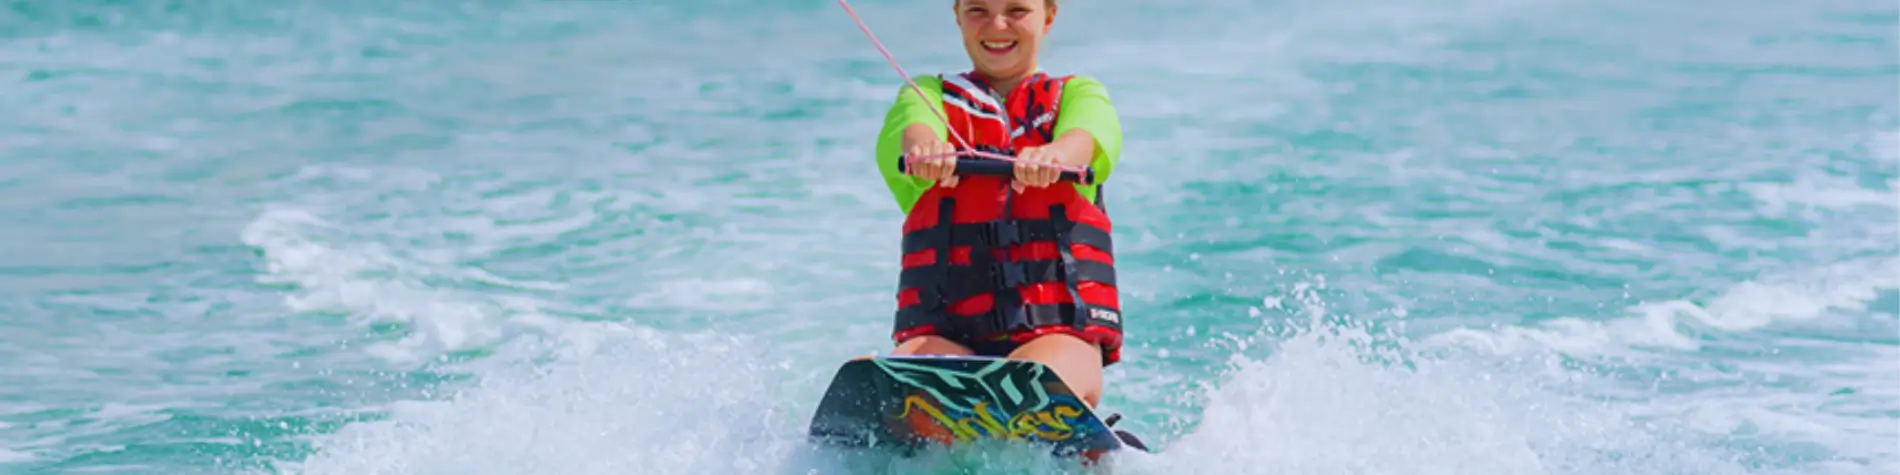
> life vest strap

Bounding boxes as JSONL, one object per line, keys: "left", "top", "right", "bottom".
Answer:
{"left": 897, "top": 256, "right": 1117, "bottom": 304}
{"left": 1047, "top": 204, "right": 1090, "bottom": 331}
{"left": 1020, "top": 258, "right": 1116, "bottom": 288}
{"left": 894, "top": 302, "right": 1112, "bottom": 342}
{"left": 902, "top": 221, "right": 1011, "bottom": 255}
{"left": 901, "top": 220, "right": 1111, "bottom": 256}
{"left": 899, "top": 257, "right": 1011, "bottom": 304}
{"left": 1018, "top": 219, "right": 1113, "bottom": 255}
{"left": 908, "top": 196, "right": 958, "bottom": 311}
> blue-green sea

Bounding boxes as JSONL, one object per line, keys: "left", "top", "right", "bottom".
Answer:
{"left": 2, "top": 0, "right": 1896, "bottom": 473}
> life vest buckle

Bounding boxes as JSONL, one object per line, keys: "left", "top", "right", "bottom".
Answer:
{"left": 988, "top": 220, "right": 1020, "bottom": 248}
{"left": 994, "top": 258, "right": 1025, "bottom": 290}
{"left": 993, "top": 305, "right": 1031, "bottom": 333}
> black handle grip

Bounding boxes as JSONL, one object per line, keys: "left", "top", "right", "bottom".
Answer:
{"left": 897, "top": 156, "right": 1094, "bottom": 185}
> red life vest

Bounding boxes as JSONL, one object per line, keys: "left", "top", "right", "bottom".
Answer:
{"left": 891, "top": 71, "right": 1125, "bottom": 365}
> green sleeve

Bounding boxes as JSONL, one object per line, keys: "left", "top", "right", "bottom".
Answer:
{"left": 1052, "top": 75, "right": 1123, "bottom": 203}
{"left": 876, "top": 75, "right": 946, "bottom": 215}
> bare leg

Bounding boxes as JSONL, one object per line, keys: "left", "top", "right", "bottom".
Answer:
{"left": 853, "top": 335, "right": 976, "bottom": 360}
{"left": 1007, "top": 333, "right": 1105, "bottom": 407}
{"left": 891, "top": 335, "right": 977, "bottom": 356}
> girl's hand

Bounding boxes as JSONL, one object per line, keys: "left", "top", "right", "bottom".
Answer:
{"left": 1012, "top": 145, "right": 1063, "bottom": 192}
{"left": 904, "top": 135, "right": 959, "bottom": 188}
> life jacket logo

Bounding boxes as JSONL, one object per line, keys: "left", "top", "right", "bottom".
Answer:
{"left": 1089, "top": 308, "right": 1121, "bottom": 325}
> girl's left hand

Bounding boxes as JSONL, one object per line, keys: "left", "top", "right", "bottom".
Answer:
{"left": 1012, "top": 146, "right": 1063, "bottom": 192}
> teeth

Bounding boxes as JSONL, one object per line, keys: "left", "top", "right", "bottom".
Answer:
{"left": 982, "top": 41, "right": 1016, "bottom": 49}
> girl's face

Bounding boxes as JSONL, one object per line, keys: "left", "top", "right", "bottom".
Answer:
{"left": 956, "top": 0, "right": 1054, "bottom": 84}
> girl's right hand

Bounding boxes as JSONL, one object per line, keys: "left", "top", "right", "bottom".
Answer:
{"left": 904, "top": 136, "right": 959, "bottom": 188}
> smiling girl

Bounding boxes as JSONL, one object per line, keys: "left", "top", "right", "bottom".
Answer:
{"left": 874, "top": 0, "right": 1127, "bottom": 412}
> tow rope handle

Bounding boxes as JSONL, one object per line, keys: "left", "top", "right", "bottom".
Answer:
{"left": 897, "top": 155, "right": 1096, "bottom": 186}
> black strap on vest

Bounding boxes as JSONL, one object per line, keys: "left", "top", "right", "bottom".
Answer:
{"left": 894, "top": 199, "right": 1118, "bottom": 341}
{"left": 1047, "top": 204, "right": 1090, "bottom": 331}
{"left": 1095, "top": 184, "right": 1107, "bottom": 214}
{"left": 901, "top": 221, "right": 1113, "bottom": 256}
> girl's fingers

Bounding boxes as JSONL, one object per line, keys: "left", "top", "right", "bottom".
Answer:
{"left": 941, "top": 155, "right": 956, "bottom": 187}
{"left": 1026, "top": 152, "right": 1043, "bottom": 185}
{"left": 1033, "top": 149, "right": 1057, "bottom": 187}
{"left": 1051, "top": 151, "right": 1064, "bottom": 184}
{"left": 910, "top": 145, "right": 937, "bottom": 180}
{"left": 933, "top": 144, "right": 957, "bottom": 187}
{"left": 911, "top": 142, "right": 950, "bottom": 182}
{"left": 1017, "top": 150, "right": 1038, "bottom": 188}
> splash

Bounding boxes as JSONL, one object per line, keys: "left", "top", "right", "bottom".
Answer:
{"left": 241, "top": 206, "right": 522, "bottom": 363}
{"left": 285, "top": 325, "right": 804, "bottom": 475}
{"left": 274, "top": 273, "right": 1880, "bottom": 475}
{"left": 1423, "top": 255, "right": 1899, "bottom": 356}
{"left": 1128, "top": 323, "right": 1765, "bottom": 475}
{"left": 279, "top": 322, "right": 1106, "bottom": 475}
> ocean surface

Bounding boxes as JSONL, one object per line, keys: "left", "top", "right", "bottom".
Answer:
{"left": 1, "top": 0, "right": 1895, "bottom": 473}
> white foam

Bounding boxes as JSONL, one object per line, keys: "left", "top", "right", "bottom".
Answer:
{"left": 1127, "top": 324, "right": 1762, "bottom": 475}
{"left": 1870, "top": 130, "right": 1898, "bottom": 163}
{"left": 1697, "top": 265, "right": 1892, "bottom": 330}
{"left": 288, "top": 326, "right": 819, "bottom": 475}
{"left": 0, "top": 448, "right": 33, "bottom": 464}
{"left": 1685, "top": 397, "right": 1897, "bottom": 458}
{"left": 287, "top": 165, "right": 441, "bottom": 192}
{"left": 1425, "top": 255, "right": 1899, "bottom": 357}
{"left": 622, "top": 278, "right": 778, "bottom": 312}
{"left": 266, "top": 248, "right": 1898, "bottom": 475}
{"left": 241, "top": 207, "right": 514, "bottom": 363}
{"left": 283, "top": 318, "right": 1773, "bottom": 475}
{"left": 1409, "top": 255, "right": 1900, "bottom": 473}
{"left": 1741, "top": 170, "right": 1898, "bottom": 218}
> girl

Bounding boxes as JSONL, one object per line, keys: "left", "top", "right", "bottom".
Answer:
{"left": 875, "top": 0, "right": 1125, "bottom": 410}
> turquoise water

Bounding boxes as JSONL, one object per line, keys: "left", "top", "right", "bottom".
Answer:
{"left": 2, "top": 0, "right": 1896, "bottom": 473}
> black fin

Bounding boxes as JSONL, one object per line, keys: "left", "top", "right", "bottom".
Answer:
{"left": 1113, "top": 430, "right": 1150, "bottom": 452}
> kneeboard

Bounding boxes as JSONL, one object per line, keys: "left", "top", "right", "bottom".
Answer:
{"left": 807, "top": 355, "right": 1124, "bottom": 457}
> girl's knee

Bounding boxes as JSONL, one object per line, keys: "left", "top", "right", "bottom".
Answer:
{"left": 893, "top": 335, "right": 975, "bottom": 356}
{"left": 1008, "top": 333, "right": 1105, "bottom": 406}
